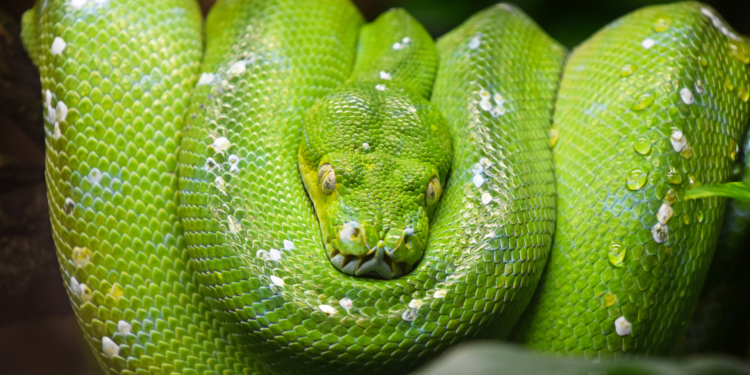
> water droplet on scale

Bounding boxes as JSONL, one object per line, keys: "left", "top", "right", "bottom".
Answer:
{"left": 653, "top": 17, "right": 673, "bottom": 32}
{"left": 632, "top": 92, "right": 654, "bottom": 111}
{"left": 627, "top": 169, "right": 648, "bottom": 191}
{"left": 634, "top": 137, "right": 652, "bottom": 155}
{"left": 667, "top": 167, "right": 683, "bottom": 185}
{"left": 696, "top": 211, "right": 704, "bottom": 222}
{"left": 665, "top": 189, "right": 677, "bottom": 205}
{"left": 680, "top": 144, "right": 693, "bottom": 159}
{"left": 698, "top": 55, "right": 708, "bottom": 67}
{"left": 604, "top": 294, "right": 617, "bottom": 307}
{"left": 739, "top": 86, "right": 749, "bottom": 102}
{"left": 549, "top": 126, "right": 559, "bottom": 148}
{"left": 725, "top": 78, "right": 734, "bottom": 91}
{"left": 620, "top": 64, "right": 638, "bottom": 77}
{"left": 688, "top": 174, "right": 701, "bottom": 188}
{"left": 728, "top": 38, "right": 750, "bottom": 64}
{"left": 608, "top": 242, "right": 627, "bottom": 267}
{"left": 695, "top": 79, "right": 704, "bottom": 94}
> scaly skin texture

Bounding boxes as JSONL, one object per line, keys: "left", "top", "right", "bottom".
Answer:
{"left": 19, "top": 0, "right": 750, "bottom": 374}
{"left": 21, "top": 0, "right": 260, "bottom": 374}
{"left": 177, "top": 3, "right": 563, "bottom": 373}
{"left": 177, "top": 1, "right": 364, "bottom": 373}
{"left": 431, "top": 3, "right": 564, "bottom": 340}
{"left": 512, "top": 2, "right": 750, "bottom": 357}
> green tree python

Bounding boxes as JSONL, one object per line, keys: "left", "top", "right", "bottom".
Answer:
{"left": 19, "top": 0, "right": 750, "bottom": 374}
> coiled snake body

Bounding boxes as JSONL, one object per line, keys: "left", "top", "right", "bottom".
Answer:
{"left": 20, "top": 0, "right": 750, "bottom": 374}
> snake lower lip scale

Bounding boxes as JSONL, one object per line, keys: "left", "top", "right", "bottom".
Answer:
{"left": 20, "top": 0, "right": 750, "bottom": 374}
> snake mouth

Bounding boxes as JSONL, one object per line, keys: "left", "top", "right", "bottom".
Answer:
{"left": 326, "top": 222, "right": 417, "bottom": 279}
{"left": 328, "top": 246, "right": 412, "bottom": 279}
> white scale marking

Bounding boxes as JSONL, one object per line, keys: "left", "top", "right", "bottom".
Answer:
{"left": 402, "top": 309, "right": 417, "bottom": 322}
{"left": 657, "top": 203, "right": 673, "bottom": 225}
{"left": 270, "top": 276, "right": 284, "bottom": 286}
{"left": 670, "top": 130, "right": 687, "bottom": 152}
{"left": 229, "top": 61, "right": 246, "bottom": 75}
{"left": 56, "top": 101, "right": 68, "bottom": 123}
{"left": 615, "top": 316, "right": 632, "bottom": 336}
{"left": 652, "top": 222, "right": 668, "bottom": 243}
{"left": 472, "top": 174, "right": 485, "bottom": 188}
{"left": 212, "top": 137, "right": 231, "bottom": 152}
{"left": 701, "top": 7, "right": 742, "bottom": 41}
{"left": 319, "top": 305, "right": 336, "bottom": 315}
{"left": 269, "top": 249, "right": 281, "bottom": 261}
{"left": 102, "top": 337, "right": 119, "bottom": 358}
{"left": 680, "top": 88, "right": 694, "bottom": 105}
{"left": 89, "top": 168, "right": 102, "bottom": 184}
{"left": 339, "top": 298, "right": 353, "bottom": 310}
{"left": 481, "top": 192, "right": 492, "bottom": 205}
{"left": 50, "top": 37, "right": 66, "bottom": 55}
{"left": 468, "top": 34, "right": 481, "bottom": 49}
{"left": 198, "top": 73, "right": 216, "bottom": 85}
{"left": 340, "top": 222, "right": 358, "bottom": 243}
{"left": 117, "top": 320, "right": 132, "bottom": 335}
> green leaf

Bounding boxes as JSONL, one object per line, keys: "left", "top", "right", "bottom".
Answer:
{"left": 414, "top": 343, "right": 750, "bottom": 375}
{"left": 686, "top": 182, "right": 750, "bottom": 202}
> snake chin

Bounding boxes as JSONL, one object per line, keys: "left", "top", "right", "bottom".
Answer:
{"left": 328, "top": 247, "right": 412, "bottom": 279}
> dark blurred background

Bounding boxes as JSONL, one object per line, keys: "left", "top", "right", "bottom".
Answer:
{"left": 1, "top": 0, "right": 749, "bottom": 374}
{"left": 2, "top": 0, "right": 750, "bottom": 47}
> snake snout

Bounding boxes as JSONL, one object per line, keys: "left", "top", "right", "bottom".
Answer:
{"left": 328, "top": 222, "right": 421, "bottom": 279}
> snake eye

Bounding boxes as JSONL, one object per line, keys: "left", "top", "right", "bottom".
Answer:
{"left": 425, "top": 176, "right": 441, "bottom": 206}
{"left": 318, "top": 164, "right": 336, "bottom": 195}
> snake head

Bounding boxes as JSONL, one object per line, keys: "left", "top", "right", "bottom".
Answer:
{"left": 299, "top": 83, "right": 452, "bottom": 279}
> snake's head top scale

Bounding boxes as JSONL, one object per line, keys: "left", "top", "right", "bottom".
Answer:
{"left": 299, "top": 82, "right": 452, "bottom": 279}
